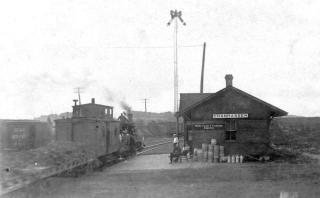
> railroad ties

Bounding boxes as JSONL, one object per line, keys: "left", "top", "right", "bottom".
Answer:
{"left": 137, "top": 139, "right": 172, "bottom": 155}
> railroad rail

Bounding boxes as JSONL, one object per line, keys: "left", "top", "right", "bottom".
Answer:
{"left": 137, "top": 140, "right": 172, "bottom": 155}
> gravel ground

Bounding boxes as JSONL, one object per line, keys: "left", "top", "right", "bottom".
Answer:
{"left": 4, "top": 154, "right": 320, "bottom": 198}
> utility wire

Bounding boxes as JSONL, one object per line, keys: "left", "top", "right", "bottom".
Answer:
{"left": 103, "top": 44, "right": 202, "bottom": 49}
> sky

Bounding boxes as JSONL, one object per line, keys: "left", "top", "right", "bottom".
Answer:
{"left": 1, "top": 0, "right": 320, "bottom": 118}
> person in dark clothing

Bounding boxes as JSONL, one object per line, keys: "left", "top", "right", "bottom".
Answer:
{"left": 169, "top": 145, "right": 181, "bottom": 163}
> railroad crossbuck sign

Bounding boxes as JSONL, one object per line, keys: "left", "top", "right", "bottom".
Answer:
{"left": 212, "top": 113, "right": 249, "bottom": 119}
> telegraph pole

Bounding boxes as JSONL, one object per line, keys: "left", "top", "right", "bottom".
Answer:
{"left": 200, "top": 42, "right": 206, "bottom": 93}
{"left": 74, "top": 87, "right": 83, "bottom": 105}
{"left": 141, "top": 98, "right": 149, "bottom": 113}
{"left": 167, "top": 10, "right": 186, "bottom": 113}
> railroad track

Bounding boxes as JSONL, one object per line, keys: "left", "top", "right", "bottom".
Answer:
{"left": 0, "top": 157, "right": 98, "bottom": 195}
{"left": 1, "top": 140, "right": 171, "bottom": 196}
{"left": 1, "top": 154, "right": 121, "bottom": 196}
{"left": 137, "top": 140, "right": 172, "bottom": 155}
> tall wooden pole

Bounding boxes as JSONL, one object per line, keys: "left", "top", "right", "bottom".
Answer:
{"left": 167, "top": 10, "right": 186, "bottom": 136}
{"left": 174, "top": 16, "right": 178, "bottom": 113}
{"left": 143, "top": 98, "right": 148, "bottom": 112}
{"left": 74, "top": 87, "right": 83, "bottom": 105}
{"left": 167, "top": 10, "right": 186, "bottom": 113}
{"left": 200, "top": 42, "right": 206, "bottom": 93}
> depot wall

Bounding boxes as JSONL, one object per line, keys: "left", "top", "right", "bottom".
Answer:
{"left": 181, "top": 87, "right": 283, "bottom": 156}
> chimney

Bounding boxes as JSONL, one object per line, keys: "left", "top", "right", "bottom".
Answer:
{"left": 73, "top": 99, "right": 78, "bottom": 106}
{"left": 91, "top": 98, "right": 95, "bottom": 104}
{"left": 225, "top": 74, "right": 233, "bottom": 87}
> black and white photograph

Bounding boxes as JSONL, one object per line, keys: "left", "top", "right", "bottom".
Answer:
{"left": 0, "top": 0, "right": 320, "bottom": 197}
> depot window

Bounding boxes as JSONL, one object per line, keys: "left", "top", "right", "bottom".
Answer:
{"left": 225, "top": 119, "right": 237, "bottom": 141}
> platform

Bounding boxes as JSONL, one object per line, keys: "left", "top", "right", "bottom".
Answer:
{"left": 107, "top": 154, "right": 216, "bottom": 173}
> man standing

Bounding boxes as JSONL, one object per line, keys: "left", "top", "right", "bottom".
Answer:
{"left": 173, "top": 133, "right": 179, "bottom": 149}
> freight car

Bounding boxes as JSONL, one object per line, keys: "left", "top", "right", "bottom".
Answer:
{"left": 0, "top": 120, "right": 53, "bottom": 151}
{"left": 55, "top": 98, "right": 140, "bottom": 165}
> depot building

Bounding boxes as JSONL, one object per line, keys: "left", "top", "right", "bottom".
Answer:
{"left": 177, "top": 74, "right": 287, "bottom": 156}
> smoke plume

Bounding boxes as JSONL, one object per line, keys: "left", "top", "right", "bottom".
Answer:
{"left": 103, "top": 88, "right": 115, "bottom": 102}
{"left": 120, "top": 101, "right": 132, "bottom": 112}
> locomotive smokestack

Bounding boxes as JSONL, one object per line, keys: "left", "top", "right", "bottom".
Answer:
{"left": 128, "top": 112, "right": 133, "bottom": 122}
{"left": 91, "top": 98, "right": 95, "bottom": 104}
{"left": 120, "top": 101, "right": 132, "bottom": 122}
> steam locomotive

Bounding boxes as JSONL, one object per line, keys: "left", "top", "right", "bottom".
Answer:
{"left": 55, "top": 98, "right": 143, "bottom": 161}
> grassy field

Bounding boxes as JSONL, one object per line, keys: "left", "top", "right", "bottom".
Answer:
{"left": 270, "top": 117, "right": 320, "bottom": 154}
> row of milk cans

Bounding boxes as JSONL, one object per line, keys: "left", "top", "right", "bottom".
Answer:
{"left": 192, "top": 139, "right": 244, "bottom": 163}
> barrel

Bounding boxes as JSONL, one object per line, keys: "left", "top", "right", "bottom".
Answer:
{"left": 208, "top": 144, "right": 214, "bottom": 162}
{"left": 193, "top": 149, "right": 198, "bottom": 161}
{"left": 197, "top": 149, "right": 203, "bottom": 162}
{"left": 219, "top": 145, "right": 224, "bottom": 158}
{"left": 202, "top": 143, "right": 208, "bottom": 152}
{"left": 213, "top": 145, "right": 219, "bottom": 162}
{"left": 211, "top": 139, "right": 217, "bottom": 145}
{"left": 202, "top": 143, "right": 208, "bottom": 161}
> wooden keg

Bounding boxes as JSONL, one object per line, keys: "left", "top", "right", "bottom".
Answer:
{"left": 202, "top": 143, "right": 208, "bottom": 161}
{"left": 219, "top": 145, "right": 224, "bottom": 158}
{"left": 193, "top": 149, "right": 198, "bottom": 161}
{"left": 197, "top": 149, "right": 203, "bottom": 162}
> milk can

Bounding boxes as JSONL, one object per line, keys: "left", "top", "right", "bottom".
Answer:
{"left": 235, "top": 155, "right": 240, "bottom": 163}
{"left": 227, "top": 155, "right": 231, "bottom": 163}
{"left": 231, "top": 155, "right": 236, "bottom": 163}
{"left": 239, "top": 155, "right": 244, "bottom": 163}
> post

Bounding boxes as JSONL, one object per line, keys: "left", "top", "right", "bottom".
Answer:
{"left": 144, "top": 99, "right": 147, "bottom": 113}
{"left": 176, "top": 115, "right": 179, "bottom": 139}
{"left": 167, "top": 10, "right": 186, "bottom": 113}
{"left": 74, "top": 87, "right": 83, "bottom": 105}
{"left": 167, "top": 10, "right": 186, "bottom": 135}
{"left": 200, "top": 42, "right": 206, "bottom": 93}
{"left": 141, "top": 98, "right": 149, "bottom": 113}
{"left": 145, "top": 99, "right": 147, "bottom": 113}
{"left": 174, "top": 16, "right": 178, "bottom": 112}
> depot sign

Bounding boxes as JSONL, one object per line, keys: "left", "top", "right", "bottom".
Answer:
{"left": 212, "top": 113, "right": 248, "bottom": 119}
{"left": 193, "top": 124, "right": 224, "bottom": 130}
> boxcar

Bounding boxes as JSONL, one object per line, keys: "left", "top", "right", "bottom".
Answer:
{"left": 0, "top": 120, "right": 53, "bottom": 150}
